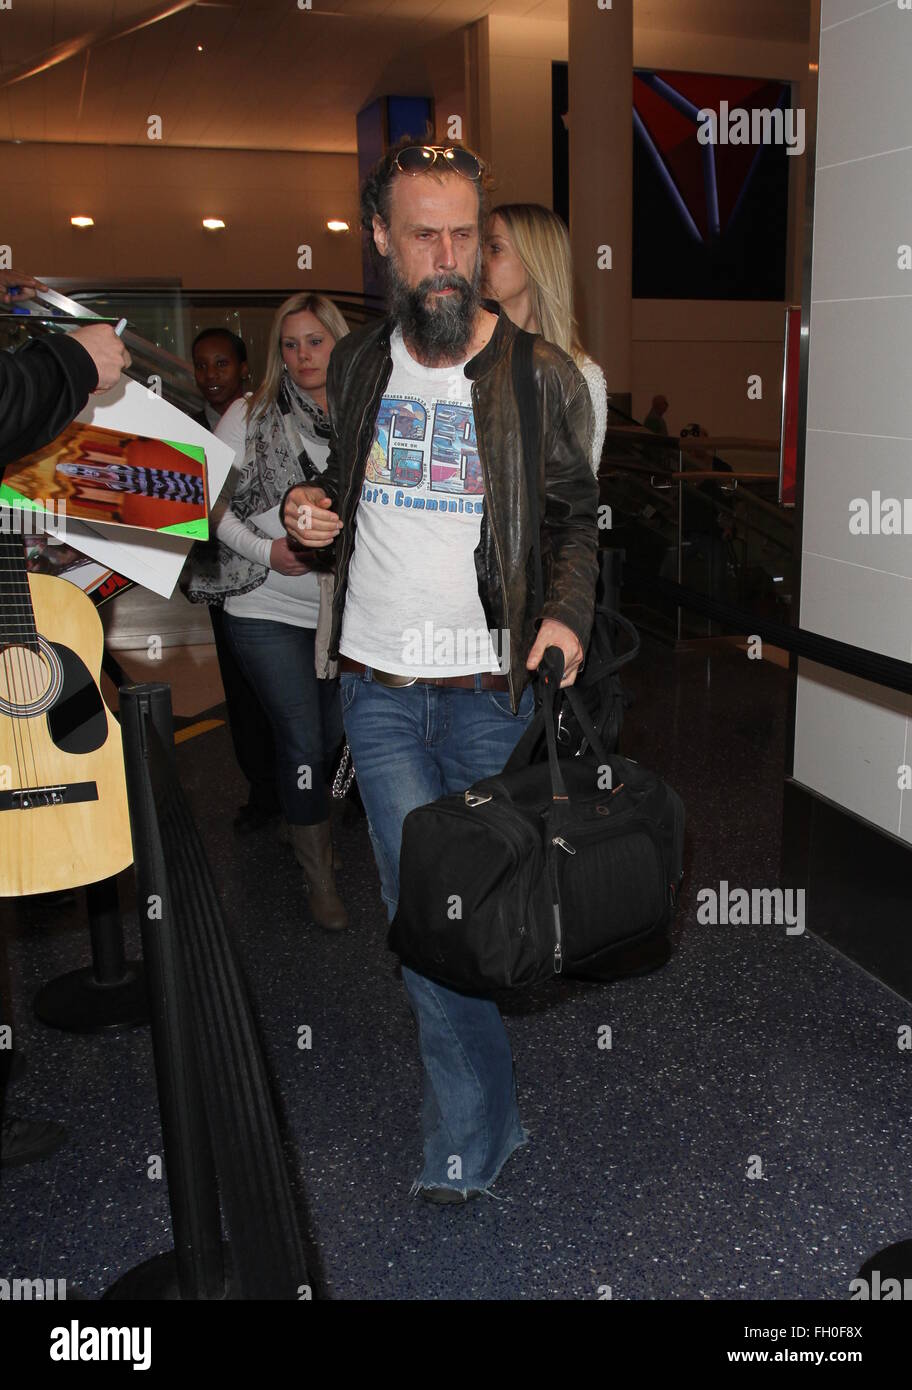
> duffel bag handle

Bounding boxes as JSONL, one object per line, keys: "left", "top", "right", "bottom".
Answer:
{"left": 560, "top": 682, "right": 611, "bottom": 767}
{"left": 540, "top": 646, "right": 571, "bottom": 802}
{"left": 594, "top": 607, "right": 641, "bottom": 678}
{"left": 504, "top": 648, "right": 613, "bottom": 791}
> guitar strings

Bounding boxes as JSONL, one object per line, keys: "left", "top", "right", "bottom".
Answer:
{"left": 0, "top": 524, "right": 29, "bottom": 796}
{"left": 1, "top": 520, "right": 42, "bottom": 797}
{"left": 16, "top": 530, "right": 48, "bottom": 794}
{"left": 6, "top": 530, "right": 38, "bottom": 794}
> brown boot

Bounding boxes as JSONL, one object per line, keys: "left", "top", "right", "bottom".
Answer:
{"left": 280, "top": 811, "right": 342, "bottom": 867}
{"left": 288, "top": 820, "right": 348, "bottom": 931}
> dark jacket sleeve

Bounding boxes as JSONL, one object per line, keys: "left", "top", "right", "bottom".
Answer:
{"left": 0, "top": 333, "right": 99, "bottom": 473}
{"left": 319, "top": 339, "right": 343, "bottom": 510}
{"left": 538, "top": 359, "right": 599, "bottom": 650}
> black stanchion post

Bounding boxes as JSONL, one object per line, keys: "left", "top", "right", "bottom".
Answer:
{"left": 33, "top": 872, "right": 147, "bottom": 1031}
{"left": 108, "top": 682, "right": 228, "bottom": 1301}
{"left": 85, "top": 876, "right": 127, "bottom": 985}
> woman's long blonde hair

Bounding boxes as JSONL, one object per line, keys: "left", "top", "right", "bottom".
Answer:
{"left": 249, "top": 292, "right": 350, "bottom": 420}
{"left": 487, "top": 203, "right": 586, "bottom": 367}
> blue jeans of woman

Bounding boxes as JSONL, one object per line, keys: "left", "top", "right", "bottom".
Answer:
{"left": 341, "top": 668, "right": 535, "bottom": 1196}
{"left": 222, "top": 614, "right": 343, "bottom": 826}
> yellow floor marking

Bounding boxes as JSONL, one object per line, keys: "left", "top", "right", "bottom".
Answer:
{"left": 174, "top": 718, "right": 225, "bottom": 745}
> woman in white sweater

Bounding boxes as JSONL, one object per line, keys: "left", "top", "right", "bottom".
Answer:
{"left": 198, "top": 293, "right": 350, "bottom": 931}
{"left": 482, "top": 203, "right": 607, "bottom": 475}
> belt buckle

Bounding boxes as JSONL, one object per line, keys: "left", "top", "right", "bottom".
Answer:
{"left": 373, "top": 668, "right": 419, "bottom": 688}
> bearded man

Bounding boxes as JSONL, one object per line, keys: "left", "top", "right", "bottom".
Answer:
{"left": 282, "top": 137, "right": 598, "bottom": 1203}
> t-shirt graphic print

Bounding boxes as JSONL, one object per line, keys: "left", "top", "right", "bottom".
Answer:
{"left": 364, "top": 395, "right": 483, "bottom": 498}
{"left": 338, "top": 326, "right": 503, "bottom": 677}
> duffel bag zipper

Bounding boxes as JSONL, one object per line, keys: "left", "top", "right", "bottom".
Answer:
{"left": 550, "top": 817, "right": 669, "bottom": 876}
{"left": 547, "top": 816, "right": 669, "bottom": 961}
{"left": 468, "top": 795, "right": 560, "bottom": 970}
{"left": 546, "top": 851, "right": 564, "bottom": 974}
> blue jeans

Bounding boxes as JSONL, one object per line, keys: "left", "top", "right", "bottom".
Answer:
{"left": 222, "top": 614, "right": 343, "bottom": 826}
{"left": 341, "top": 669, "right": 535, "bottom": 1195}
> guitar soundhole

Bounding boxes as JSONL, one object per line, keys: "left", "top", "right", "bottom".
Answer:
{"left": 0, "top": 639, "right": 64, "bottom": 716}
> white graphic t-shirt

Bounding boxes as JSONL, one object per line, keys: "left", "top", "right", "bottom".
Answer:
{"left": 339, "top": 326, "right": 502, "bottom": 676}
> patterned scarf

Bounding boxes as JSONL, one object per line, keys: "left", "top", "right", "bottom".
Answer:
{"left": 183, "top": 372, "right": 330, "bottom": 604}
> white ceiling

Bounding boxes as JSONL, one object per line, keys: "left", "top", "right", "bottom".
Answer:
{"left": 0, "top": 0, "right": 811, "bottom": 153}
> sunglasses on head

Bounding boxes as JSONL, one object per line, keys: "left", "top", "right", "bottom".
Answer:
{"left": 392, "top": 145, "right": 484, "bottom": 181}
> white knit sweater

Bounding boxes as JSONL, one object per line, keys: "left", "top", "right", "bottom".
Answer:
{"left": 578, "top": 355, "right": 608, "bottom": 476}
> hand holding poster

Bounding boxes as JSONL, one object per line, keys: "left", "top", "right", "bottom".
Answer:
{"left": 26, "top": 375, "right": 235, "bottom": 599}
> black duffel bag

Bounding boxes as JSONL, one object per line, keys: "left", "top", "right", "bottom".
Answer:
{"left": 389, "top": 648, "right": 685, "bottom": 992}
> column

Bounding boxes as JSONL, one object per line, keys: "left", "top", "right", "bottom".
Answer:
{"left": 568, "top": 0, "right": 633, "bottom": 414}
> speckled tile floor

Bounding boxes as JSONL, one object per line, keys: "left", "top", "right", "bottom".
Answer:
{"left": 1, "top": 638, "right": 910, "bottom": 1300}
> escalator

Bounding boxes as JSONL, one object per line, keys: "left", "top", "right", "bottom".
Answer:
{"left": 596, "top": 408, "right": 794, "bottom": 645}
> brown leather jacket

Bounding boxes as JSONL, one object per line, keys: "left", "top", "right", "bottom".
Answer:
{"left": 319, "top": 300, "right": 599, "bottom": 713}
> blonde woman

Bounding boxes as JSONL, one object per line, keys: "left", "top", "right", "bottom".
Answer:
{"left": 482, "top": 203, "right": 607, "bottom": 474}
{"left": 202, "top": 293, "right": 350, "bottom": 931}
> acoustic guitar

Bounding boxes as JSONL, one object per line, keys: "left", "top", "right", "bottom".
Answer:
{"left": 0, "top": 520, "right": 133, "bottom": 895}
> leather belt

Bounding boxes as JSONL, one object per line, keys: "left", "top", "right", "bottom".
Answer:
{"left": 339, "top": 655, "right": 509, "bottom": 691}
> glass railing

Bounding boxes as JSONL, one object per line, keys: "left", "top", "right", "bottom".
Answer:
{"left": 598, "top": 426, "right": 793, "bottom": 643}
{"left": 37, "top": 281, "right": 385, "bottom": 396}
{"left": 1, "top": 281, "right": 385, "bottom": 419}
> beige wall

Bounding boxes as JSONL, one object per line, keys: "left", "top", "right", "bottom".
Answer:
{"left": 633, "top": 300, "right": 787, "bottom": 447}
{"left": 474, "top": 15, "right": 567, "bottom": 208}
{"left": 1, "top": 141, "right": 362, "bottom": 291}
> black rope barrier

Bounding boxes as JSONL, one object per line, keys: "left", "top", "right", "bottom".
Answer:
{"left": 113, "top": 682, "right": 313, "bottom": 1301}
{"left": 624, "top": 566, "right": 912, "bottom": 697}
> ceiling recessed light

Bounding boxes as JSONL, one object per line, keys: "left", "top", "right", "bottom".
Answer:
{"left": 197, "top": 44, "right": 204, "bottom": 52}
{"left": 202, "top": 217, "right": 226, "bottom": 230}
{"left": 326, "top": 219, "right": 350, "bottom": 233}
{"left": 71, "top": 215, "right": 94, "bottom": 227}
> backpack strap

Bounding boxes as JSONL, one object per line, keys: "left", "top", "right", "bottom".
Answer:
{"left": 511, "top": 328, "right": 544, "bottom": 615}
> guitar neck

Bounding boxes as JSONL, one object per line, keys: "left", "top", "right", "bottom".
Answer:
{"left": 0, "top": 518, "right": 40, "bottom": 651}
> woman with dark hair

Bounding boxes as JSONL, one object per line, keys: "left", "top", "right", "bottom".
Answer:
{"left": 182, "top": 331, "right": 279, "bottom": 834}
{"left": 190, "top": 328, "right": 250, "bottom": 429}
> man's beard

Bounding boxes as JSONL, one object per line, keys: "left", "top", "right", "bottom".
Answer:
{"left": 385, "top": 246, "right": 482, "bottom": 365}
